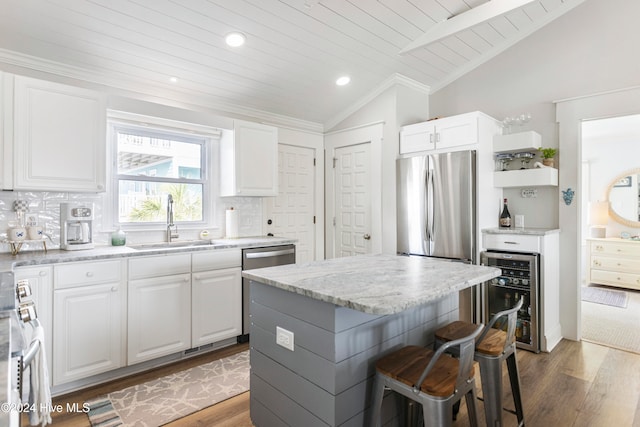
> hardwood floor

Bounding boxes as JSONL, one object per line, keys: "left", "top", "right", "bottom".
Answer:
{"left": 44, "top": 339, "right": 640, "bottom": 426}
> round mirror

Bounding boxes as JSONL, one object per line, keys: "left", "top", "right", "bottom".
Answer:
{"left": 607, "top": 168, "right": 640, "bottom": 227}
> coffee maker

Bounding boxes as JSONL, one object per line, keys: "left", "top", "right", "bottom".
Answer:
{"left": 60, "top": 202, "right": 94, "bottom": 250}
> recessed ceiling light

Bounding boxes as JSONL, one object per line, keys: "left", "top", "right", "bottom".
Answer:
{"left": 225, "top": 32, "right": 246, "bottom": 47}
{"left": 336, "top": 76, "right": 351, "bottom": 86}
{"left": 169, "top": 77, "right": 178, "bottom": 83}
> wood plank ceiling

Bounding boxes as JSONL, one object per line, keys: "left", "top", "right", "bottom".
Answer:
{"left": 0, "top": 0, "right": 584, "bottom": 129}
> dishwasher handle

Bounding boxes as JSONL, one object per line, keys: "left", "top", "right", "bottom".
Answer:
{"left": 245, "top": 248, "right": 295, "bottom": 259}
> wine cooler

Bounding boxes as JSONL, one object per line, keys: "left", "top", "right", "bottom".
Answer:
{"left": 481, "top": 251, "right": 540, "bottom": 353}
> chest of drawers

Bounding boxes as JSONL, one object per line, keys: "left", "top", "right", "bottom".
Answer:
{"left": 587, "top": 238, "right": 640, "bottom": 290}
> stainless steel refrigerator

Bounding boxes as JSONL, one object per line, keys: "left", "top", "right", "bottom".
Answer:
{"left": 397, "top": 150, "right": 477, "bottom": 319}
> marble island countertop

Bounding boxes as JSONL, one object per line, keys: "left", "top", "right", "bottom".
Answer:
{"left": 0, "top": 236, "right": 296, "bottom": 272}
{"left": 242, "top": 254, "right": 501, "bottom": 315}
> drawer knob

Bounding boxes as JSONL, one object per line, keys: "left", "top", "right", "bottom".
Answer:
{"left": 593, "top": 260, "right": 601, "bottom": 267}
{"left": 595, "top": 245, "right": 603, "bottom": 251}
{"left": 111, "top": 287, "right": 117, "bottom": 292}
{"left": 39, "top": 270, "right": 47, "bottom": 277}
{"left": 86, "top": 272, "right": 94, "bottom": 277}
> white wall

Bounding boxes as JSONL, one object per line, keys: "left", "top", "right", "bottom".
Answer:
{"left": 583, "top": 114, "right": 640, "bottom": 237}
{"left": 326, "top": 84, "right": 429, "bottom": 255}
{"left": 429, "top": 0, "right": 640, "bottom": 341}
{"left": 429, "top": 0, "right": 640, "bottom": 229}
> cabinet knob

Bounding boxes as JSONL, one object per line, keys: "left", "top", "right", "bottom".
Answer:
{"left": 595, "top": 245, "right": 603, "bottom": 251}
{"left": 194, "top": 275, "right": 200, "bottom": 280}
{"left": 184, "top": 277, "right": 189, "bottom": 282}
{"left": 86, "top": 272, "right": 93, "bottom": 277}
{"left": 593, "top": 260, "right": 601, "bottom": 267}
{"left": 97, "top": 184, "right": 104, "bottom": 190}
{"left": 111, "top": 287, "right": 117, "bottom": 292}
{"left": 39, "top": 270, "right": 47, "bottom": 276}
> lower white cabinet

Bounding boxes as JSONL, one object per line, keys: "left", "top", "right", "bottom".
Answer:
{"left": 192, "top": 267, "right": 242, "bottom": 346}
{"left": 14, "top": 266, "right": 53, "bottom": 385}
{"left": 53, "top": 260, "right": 126, "bottom": 385}
{"left": 128, "top": 273, "right": 191, "bottom": 364}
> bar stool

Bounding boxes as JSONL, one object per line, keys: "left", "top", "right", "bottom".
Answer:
{"left": 434, "top": 297, "right": 525, "bottom": 427}
{"left": 369, "top": 324, "right": 484, "bottom": 427}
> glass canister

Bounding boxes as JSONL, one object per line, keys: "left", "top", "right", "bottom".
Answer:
{"left": 111, "top": 228, "right": 126, "bottom": 246}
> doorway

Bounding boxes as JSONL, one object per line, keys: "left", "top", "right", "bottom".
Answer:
{"left": 324, "top": 123, "right": 383, "bottom": 259}
{"left": 580, "top": 113, "right": 640, "bottom": 353}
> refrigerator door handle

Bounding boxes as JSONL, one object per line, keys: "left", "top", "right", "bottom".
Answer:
{"left": 426, "top": 166, "right": 435, "bottom": 255}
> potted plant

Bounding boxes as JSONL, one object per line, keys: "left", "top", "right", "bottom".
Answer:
{"left": 538, "top": 147, "right": 557, "bottom": 167}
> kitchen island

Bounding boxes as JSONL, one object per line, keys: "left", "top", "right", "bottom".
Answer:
{"left": 242, "top": 254, "right": 500, "bottom": 427}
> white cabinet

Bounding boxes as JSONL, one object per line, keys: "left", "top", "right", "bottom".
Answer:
{"left": 399, "top": 112, "right": 480, "bottom": 154}
{"left": 587, "top": 238, "right": 640, "bottom": 290}
{"left": 220, "top": 119, "right": 278, "bottom": 196}
{"left": 482, "top": 230, "right": 561, "bottom": 352}
{"left": 192, "top": 249, "right": 242, "bottom": 346}
{"left": 127, "top": 253, "right": 191, "bottom": 364}
{"left": 13, "top": 265, "right": 53, "bottom": 385}
{"left": 12, "top": 75, "right": 106, "bottom": 192}
{"left": 52, "top": 260, "right": 125, "bottom": 385}
{"left": 192, "top": 268, "right": 242, "bottom": 346}
{"left": 1, "top": 72, "right": 12, "bottom": 190}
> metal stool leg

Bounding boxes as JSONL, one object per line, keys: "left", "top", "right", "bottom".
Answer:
{"left": 369, "top": 373, "right": 385, "bottom": 427}
{"left": 478, "top": 355, "right": 503, "bottom": 427}
{"left": 506, "top": 352, "right": 525, "bottom": 426}
{"left": 465, "top": 385, "right": 480, "bottom": 427}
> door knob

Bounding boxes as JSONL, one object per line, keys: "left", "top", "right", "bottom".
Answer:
{"left": 363, "top": 234, "right": 371, "bottom": 240}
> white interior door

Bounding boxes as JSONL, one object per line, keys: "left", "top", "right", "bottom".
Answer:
{"left": 325, "top": 122, "right": 382, "bottom": 259}
{"left": 334, "top": 143, "right": 371, "bottom": 257}
{"left": 264, "top": 144, "right": 316, "bottom": 263}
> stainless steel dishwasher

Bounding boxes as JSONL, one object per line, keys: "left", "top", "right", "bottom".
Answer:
{"left": 240, "top": 244, "right": 295, "bottom": 341}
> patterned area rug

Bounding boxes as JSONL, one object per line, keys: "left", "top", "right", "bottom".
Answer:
{"left": 87, "top": 350, "right": 250, "bottom": 427}
{"left": 581, "top": 285, "right": 628, "bottom": 308}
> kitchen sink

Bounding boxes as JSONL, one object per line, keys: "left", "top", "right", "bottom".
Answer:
{"left": 129, "top": 240, "right": 213, "bottom": 250}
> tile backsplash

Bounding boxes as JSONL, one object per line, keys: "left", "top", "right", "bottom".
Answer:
{"left": 0, "top": 190, "right": 263, "bottom": 254}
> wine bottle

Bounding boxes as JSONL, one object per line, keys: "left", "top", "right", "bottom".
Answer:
{"left": 499, "top": 198, "right": 511, "bottom": 228}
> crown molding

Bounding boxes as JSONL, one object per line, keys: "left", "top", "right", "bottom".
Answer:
{"left": 324, "top": 73, "right": 431, "bottom": 131}
{"left": 0, "top": 49, "right": 324, "bottom": 133}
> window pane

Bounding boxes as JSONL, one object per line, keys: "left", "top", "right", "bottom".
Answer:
{"left": 117, "top": 131, "right": 202, "bottom": 179}
{"left": 118, "top": 181, "right": 203, "bottom": 223}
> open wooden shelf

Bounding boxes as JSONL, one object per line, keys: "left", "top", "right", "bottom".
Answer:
{"left": 494, "top": 167, "right": 558, "bottom": 188}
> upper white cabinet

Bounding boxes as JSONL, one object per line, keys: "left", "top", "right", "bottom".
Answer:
{"left": 13, "top": 75, "right": 107, "bottom": 192}
{"left": 399, "top": 112, "right": 480, "bottom": 154}
{"left": 220, "top": 119, "right": 278, "bottom": 196}
{"left": 1, "top": 72, "right": 12, "bottom": 190}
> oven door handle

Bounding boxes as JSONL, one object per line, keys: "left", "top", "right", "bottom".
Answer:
{"left": 22, "top": 339, "right": 40, "bottom": 370}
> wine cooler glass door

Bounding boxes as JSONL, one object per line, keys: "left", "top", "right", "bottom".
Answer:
{"left": 481, "top": 251, "right": 540, "bottom": 353}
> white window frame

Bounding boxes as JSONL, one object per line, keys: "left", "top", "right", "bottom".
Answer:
{"left": 107, "top": 111, "right": 220, "bottom": 231}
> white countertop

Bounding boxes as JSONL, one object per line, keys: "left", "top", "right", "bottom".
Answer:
{"left": 242, "top": 254, "right": 500, "bottom": 315}
{"left": 0, "top": 236, "right": 296, "bottom": 272}
{"left": 482, "top": 227, "right": 560, "bottom": 236}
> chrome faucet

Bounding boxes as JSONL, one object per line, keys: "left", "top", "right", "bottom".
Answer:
{"left": 166, "top": 194, "right": 179, "bottom": 242}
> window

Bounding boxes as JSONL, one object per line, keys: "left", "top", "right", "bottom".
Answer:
{"left": 111, "top": 121, "right": 208, "bottom": 226}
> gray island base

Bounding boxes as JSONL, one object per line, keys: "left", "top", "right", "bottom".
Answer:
{"left": 243, "top": 254, "right": 500, "bottom": 427}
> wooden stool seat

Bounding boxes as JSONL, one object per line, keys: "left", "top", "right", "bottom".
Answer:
{"left": 433, "top": 297, "right": 525, "bottom": 427}
{"left": 375, "top": 345, "right": 476, "bottom": 397}
{"left": 370, "top": 325, "right": 484, "bottom": 427}
{"left": 435, "top": 320, "right": 507, "bottom": 356}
